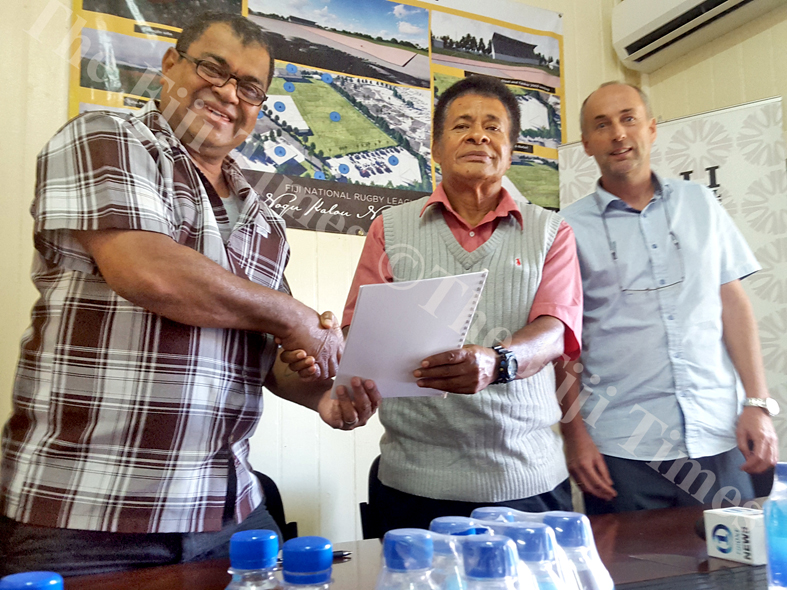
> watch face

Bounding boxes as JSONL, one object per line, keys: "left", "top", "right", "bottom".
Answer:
{"left": 505, "top": 354, "right": 518, "bottom": 380}
{"left": 747, "top": 397, "right": 780, "bottom": 416}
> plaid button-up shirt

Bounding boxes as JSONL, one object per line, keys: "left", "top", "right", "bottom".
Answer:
{"left": 1, "top": 101, "right": 290, "bottom": 533}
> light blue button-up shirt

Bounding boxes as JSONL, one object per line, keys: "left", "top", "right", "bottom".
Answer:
{"left": 561, "top": 174, "right": 760, "bottom": 460}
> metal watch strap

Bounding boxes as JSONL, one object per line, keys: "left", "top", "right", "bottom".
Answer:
{"left": 491, "top": 345, "right": 515, "bottom": 384}
{"left": 743, "top": 397, "right": 780, "bottom": 417}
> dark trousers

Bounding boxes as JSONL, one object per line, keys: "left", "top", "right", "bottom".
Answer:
{"left": 584, "top": 447, "right": 755, "bottom": 515}
{"left": 0, "top": 481, "right": 281, "bottom": 577}
{"left": 370, "top": 476, "right": 573, "bottom": 537}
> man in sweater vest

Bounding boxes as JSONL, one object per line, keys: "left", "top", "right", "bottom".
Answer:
{"left": 339, "top": 76, "right": 584, "bottom": 533}
{"left": 559, "top": 82, "right": 778, "bottom": 515}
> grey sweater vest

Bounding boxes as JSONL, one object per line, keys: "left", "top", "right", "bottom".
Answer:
{"left": 378, "top": 196, "right": 568, "bottom": 502}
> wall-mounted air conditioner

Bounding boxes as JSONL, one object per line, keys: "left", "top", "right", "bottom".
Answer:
{"left": 612, "top": 0, "right": 786, "bottom": 73}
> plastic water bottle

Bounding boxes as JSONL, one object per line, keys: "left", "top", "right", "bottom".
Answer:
{"left": 376, "top": 528, "right": 438, "bottom": 590}
{"left": 0, "top": 572, "right": 63, "bottom": 589}
{"left": 469, "top": 507, "right": 518, "bottom": 523}
{"left": 543, "top": 512, "right": 612, "bottom": 590}
{"left": 281, "top": 536, "right": 333, "bottom": 590}
{"left": 470, "top": 507, "right": 540, "bottom": 524}
{"left": 495, "top": 523, "right": 568, "bottom": 590}
{"left": 429, "top": 532, "right": 466, "bottom": 590}
{"left": 461, "top": 534, "right": 520, "bottom": 590}
{"left": 430, "top": 516, "right": 491, "bottom": 536}
{"left": 429, "top": 517, "right": 493, "bottom": 590}
{"left": 225, "top": 529, "right": 281, "bottom": 589}
{"left": 765, "top": 462, "right": 787, "bottom": 588}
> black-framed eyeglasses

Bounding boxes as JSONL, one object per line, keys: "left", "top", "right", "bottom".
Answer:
{"left": 595, "top": 193, "right": 685, "bottom": 293}
{"left": 177, "top": 51, "right": 267, "bottom": 106}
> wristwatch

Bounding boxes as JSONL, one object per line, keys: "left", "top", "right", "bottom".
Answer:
{"left": 491, "top": 345, "right": 518, "bottom": 384}
{"left": 743, "top": 397, "right": 780, "bottom": 417}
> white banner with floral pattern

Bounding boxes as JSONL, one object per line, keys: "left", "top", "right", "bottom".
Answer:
{"left": 558, "top": 97, "right": 787, "bottom": 452}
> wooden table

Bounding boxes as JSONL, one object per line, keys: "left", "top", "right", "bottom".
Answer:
{"left": 64, "top": 505, "right": 765, "bottom": 590}
{"left": 589, "top": 504, "right": 764, "bottom": 588}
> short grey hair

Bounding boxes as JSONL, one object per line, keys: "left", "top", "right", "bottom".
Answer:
{"left": 579, "top": 82, "right": 653, "bottom": 135}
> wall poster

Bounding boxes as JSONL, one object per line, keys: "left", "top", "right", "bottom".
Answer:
{"left": 70, "top": 0, "right": 565, "bottom": 234}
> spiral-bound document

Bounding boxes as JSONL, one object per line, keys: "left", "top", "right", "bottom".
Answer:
{"left": 334, "top": 270, "right": 488, "bottom": 398}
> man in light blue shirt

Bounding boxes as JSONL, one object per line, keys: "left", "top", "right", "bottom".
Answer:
{"left": 558, "top": 82, "right": 779, "bottom": 514}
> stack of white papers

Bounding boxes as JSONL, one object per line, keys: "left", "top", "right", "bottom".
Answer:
{"left": 334, "top": 270, "right": 488, "bottom": 398}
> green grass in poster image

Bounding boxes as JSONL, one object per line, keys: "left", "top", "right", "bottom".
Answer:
{"left": 268, "top": 78, "right": 396, "bottom": 158}
{"left": 433, "top": 72, "right": 462, "bottom": 104}
{"left": 506, "top": 162, "right": 559, "bottom": 210}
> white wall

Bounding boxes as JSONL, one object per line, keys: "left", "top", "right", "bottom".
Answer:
{"left": 647, "top": 3, "right": 787, "bottom": 137}
{"left": 1, "top": 2, "right": 71, "bottom": 424}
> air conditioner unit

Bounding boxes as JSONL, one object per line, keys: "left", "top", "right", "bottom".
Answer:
{"left": 612, "top": 0, "right": 786, "bottom": 73}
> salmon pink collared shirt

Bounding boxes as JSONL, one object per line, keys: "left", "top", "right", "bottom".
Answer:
{"left": 342, "top": 184, "right": 582, "bottom": 359}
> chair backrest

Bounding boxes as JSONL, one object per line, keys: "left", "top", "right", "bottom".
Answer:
{"left": 359, "top": 455, "right": 382, "bottom": 539}
{"left": 255, "top": 471, "right": 299, "bottom": 541}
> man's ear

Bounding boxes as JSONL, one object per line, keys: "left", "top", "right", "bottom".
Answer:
{"left": 432, "top": 138, "right": 442, "bottom": 166}
{"left": 161, "top": 47, "right": 179, "bottom": 76}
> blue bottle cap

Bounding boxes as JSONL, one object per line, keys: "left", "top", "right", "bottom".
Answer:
{"left": 543, "top": 511, "right": 593, "bottom": 548}
{"left": 495, "top": 522, "right": 555, "bottom": 562}
{"left": 229, "top": 529, "right": 279, "bottom": 570}
{"left": 451, "top": 526, "right": 492, "bottom": 536}
{"left": 461, "top": 534, "right": 518, "bottom": 580}
{"left": 470, "top": 507, "right": 518, "bottom": 522}
{"left": 429, "top": 516, "right": 483, "bottom": 535}
{"left": 776, "top": 462, "right": 787, "bottom": 479}
{"left": 282, "top": 536, "right": 332, "bottom": 585}
{"left": 383, "top": 529, "right": 434, "bottom": 571}
{"left": 0, "top": 572, "right": 63, "bottom": 589}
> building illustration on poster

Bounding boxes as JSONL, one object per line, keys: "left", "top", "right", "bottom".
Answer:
{"left": 70, "top": 0, "right": 565, "bottom": 232}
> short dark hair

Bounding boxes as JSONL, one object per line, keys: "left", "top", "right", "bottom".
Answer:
{"left": 433, "top": 75, "right": 521, "bottom": 146}
{"left": 176, "top": 11, "right": 275, "bottom": 88}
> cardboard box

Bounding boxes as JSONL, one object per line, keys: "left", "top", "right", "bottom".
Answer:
{"left": 704, "top": 506, "right": 766, "bottom": 565}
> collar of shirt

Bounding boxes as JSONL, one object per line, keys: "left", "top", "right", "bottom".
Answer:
{"left": 137, "top": 101, "right": 255, "bottom": 204}
{"left": 420, "top": 182, "right": 523, "bottom": 228}
{"left": 419, "top": 183, "right": 523, "bottom": 252}
{"left": 593, "top": 172, "right": 667, "bottom": 214}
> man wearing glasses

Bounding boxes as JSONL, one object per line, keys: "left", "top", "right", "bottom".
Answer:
{"left": 558, "top": 82, "right": 778, "bottom": 514}
{"left": 0, "top": 12, "right": 379, "bottom": 575}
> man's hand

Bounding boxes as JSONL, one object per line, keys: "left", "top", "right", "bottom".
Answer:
{"left": 278, "top": 310, "right": 344, "bottom": 380}
{"left": 318, "top": 377, "right": 382, "bottom": 430}
{"left": 721, "top": 281, "right": 778, "bottom": 473}
{"left": 73, "top": 229, "right": 342, "bottom": 377}
{"left": 563, "top": 426, "right": 617, "bottom": 501}
{"left": 737, "top": 406, "right": 779, "bottom": 473}
{"left": 279, "top": 311, "right": 340, "bottom": 380}
{"left": 413, "top": 345, "right": 497, "bottom": 394}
